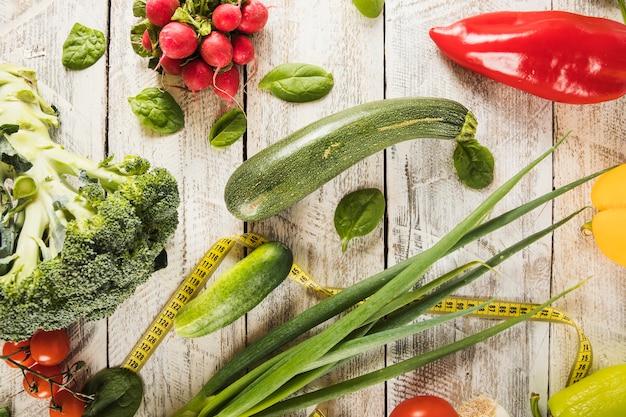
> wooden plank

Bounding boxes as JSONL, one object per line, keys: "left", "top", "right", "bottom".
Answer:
{"left": 550, "top": 0, "right": 626, "bottom": 407}
{"left": 106, "top": 0, "right": 246, "bottom": 415}
{"left": 243, "top": 2, "right": 386, "bottom": 416}
{"left": 0, "top": 0, "right": 109, "bottom": 414}
{"left": 384, "top": 1, "right": 554, "bottom": 415}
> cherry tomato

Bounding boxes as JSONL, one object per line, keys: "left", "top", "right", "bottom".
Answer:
{"left": 390, "top": 395, "right": 459, "bottom": 417}
{"left": 30, "top": 329, "right": 70, "bottom": 366}
{"left": 22, "top": 363, "right": 64, "bottom": 399}
{"left": 50, "top": 389, "right": 87, "bottom": 417}
{"left": 2, "top": 339, "right": 35, "bottom": 368}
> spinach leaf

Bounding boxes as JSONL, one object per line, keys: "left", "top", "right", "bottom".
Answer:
{"left": 454, "top": 139, "right": 495, "bottom": 189}
{"left": 62, "top": 23, "right": 106, "bottom": 70}
{"left": 352, "top": 0, "right": 385, "bottom": 18}
{"left": 128, "top": 88, "right": 185, "bottom": 134}
{"left": 258, "top": 63, "right": 334, "bottom": 103}
{"left": 82, "top": 368, "right": 143, "bottom": 417}
{"left": 334, "top": 188, "right": 385, "bottom": 252}
{"left": 210, "top": 108, "right": 247, "bottom": 148}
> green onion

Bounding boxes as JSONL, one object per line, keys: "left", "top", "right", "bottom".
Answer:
{"left": 172, "top": 137, "right": 600, "bottom": 417}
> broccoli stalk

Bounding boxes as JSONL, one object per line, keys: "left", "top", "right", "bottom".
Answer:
{"left": 0, "top": 63, "right": 180, "bottom": 341}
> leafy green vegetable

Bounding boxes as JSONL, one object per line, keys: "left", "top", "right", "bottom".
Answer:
{"left": 62, "top": 23, "right": 106, "bottom": 70}
{"left": 454, "top": 139, "right": 495, "bottom": 189}
{"left": 0, "top": 63, "right": 180, "bottom": 342}
{"left": 82, "top": 368, "right": 143, "bottom": 417}
{"left": 334, "top": 188, "right": 385, "bottom": 252}
{"left": 352, "top": 0, "right": 385, "bottom": 18}
{"left": 259, "top": 63, "right": 334, "bottom": 103}
{"left": 128, "top": 88, "right": 185, "bottom": 134}
{"left": 132, "top": 0, "right": 147, "bottom": 17}
{"left": 130, "top": 19, "right": 156, "bottom": 58}
{"left": 172, "top": 136, "right": 594, "bottom": 417}
{"left": 209, "top": 108, "right": 247, "bottom": 148}
{"left": 0, "top": 406, "right": 10, "bottom": 417}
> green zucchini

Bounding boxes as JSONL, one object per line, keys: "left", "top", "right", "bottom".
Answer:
{"left": 224, "top": 97, "right": 492, "bottom": 222}
{"left": 174, "top": 241, "right": 293, "bottom": 338}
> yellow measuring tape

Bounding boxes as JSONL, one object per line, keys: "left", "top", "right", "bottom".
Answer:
{"left": 121, "top": 233, "right": 591, "bottom": 386}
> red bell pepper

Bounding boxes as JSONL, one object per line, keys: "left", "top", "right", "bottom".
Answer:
{"left": 429, "top": 11, "right": 626, "bottom": 104}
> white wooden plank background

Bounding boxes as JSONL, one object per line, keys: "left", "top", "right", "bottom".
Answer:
{"left": 1, "top": 1, "right": 625, "bottom": 416}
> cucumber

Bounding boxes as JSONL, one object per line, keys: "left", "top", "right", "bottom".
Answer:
{"left": 224, "top": 97, "right": 490, "bottom": 222}
{"left": 174, "top": 241, "right": 293, "bottom": 338}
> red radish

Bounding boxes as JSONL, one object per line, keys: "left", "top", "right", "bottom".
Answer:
{"left": 160, "top": 55, "right": 185, "bottom": 75}
{"left": 212, "top": 65, "right": 240, "bottom": 103}
{"left": 231, "top": 34, "right": 255, "bottom": 65}
{"left": 212, "top": 3, "right": 243, "bottom": 32}
{"left": 159, "top": 21, "right": 198, "bottom": 59}
{"left": 141, "top": 30, "right": 153, "bottom": 52}
{"left": 237, "top": 0, "right": 269, "bottom": 34}
{"left": 181, "top": 58, "right": 215, "bottom": 93}
{"left": 199, "top": 31, "right": 233, "bottom": 69}
{"left": 146, "top": 0, "right": 180, "bottom": 27}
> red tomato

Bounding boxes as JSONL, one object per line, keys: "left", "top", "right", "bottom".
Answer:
{"left": 2, "top": 339, "right": 35, "bottom": 368}
{"left": 30, "top": 329, "right": 70, "bottom": 366}
{"left": 50, "top": 389, "right": 87, "bottom": 417}
{"left": 390, "top": 395, "right": 459, "bottom": 417}
{"left": 22, "top": 363, "right": 64, "bottom": 399}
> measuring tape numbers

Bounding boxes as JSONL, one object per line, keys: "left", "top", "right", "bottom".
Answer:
{"left": 122, "top": 233, "right": 592, "bottom": 387}
{"left": 121, "top": 233, "right": 267, "bottom": 372}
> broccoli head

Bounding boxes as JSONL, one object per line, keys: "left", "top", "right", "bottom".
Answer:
{"left": 0, "top": 63, "right": 181, "bottom": 341}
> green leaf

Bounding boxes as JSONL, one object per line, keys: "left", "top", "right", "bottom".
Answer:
{"left": 352, "top": 0, "right": 384, "bottom": 18}
{"left": 209, "top": 108, "right": 247, "bottom": 148}
{"left": 82, "top": 368, "right": 144, "bottom": 417}
{"left": 0, "top": 406, "right": 10, "bottom": 417}
{"left": 454, "top": 139, "right": 495, "bottom": 189}
{"left": 132, "top": 0, "right": 147, "bottom": 17}
{"left": 62, "top": 23, "right": 106, "bottom": 70}
{"left": 259, "top": 63, "right": 334, "bottom": 103}
{"left": 128, "top": 88, "right": 185, "bottom": 134}
{"left": 130, "top": 19, "right": 157, "bottom": 58}
{"left": 334, "top": 188, "right": 385, "bottom": 252}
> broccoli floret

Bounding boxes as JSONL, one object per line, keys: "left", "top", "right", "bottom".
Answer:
{"left": 0, "top": 63, "right": 180, "bottom": 341}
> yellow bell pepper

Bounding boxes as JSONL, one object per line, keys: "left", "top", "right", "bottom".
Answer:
{"left": 589, "top": 164, "right": 626, "bottom": 267}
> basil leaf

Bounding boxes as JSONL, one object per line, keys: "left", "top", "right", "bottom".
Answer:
{"left": 128, "top": 87, "right": 185, "bottom": 134}
{"left": 82, "top": 368, "right": 143, "bottom": 417}
{"left": 454, "top": 139, "right": 495, "bottom": 189}
{"left": 259, "top": 63, "right": 334, "bottom": 103}
{"left": 352, "top": 0, "right": 384, "bottom": 18}
{"left": 334, "top": 188, "right": 385, "bottom": 252}
{"left": 209, "top": 108, "right": 247, "bottom": 148}
{"left": 62, "top": 23, "right": 106, "bottom": 70}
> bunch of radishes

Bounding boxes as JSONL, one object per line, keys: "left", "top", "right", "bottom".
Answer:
{"left": 136, "top": 0, "right": 269, "bottom": 103}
